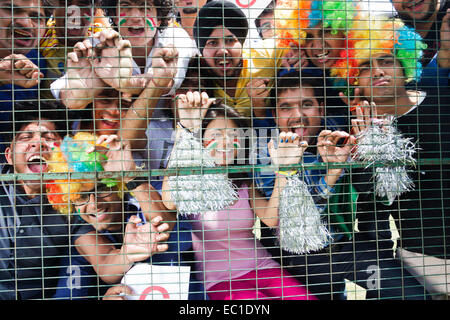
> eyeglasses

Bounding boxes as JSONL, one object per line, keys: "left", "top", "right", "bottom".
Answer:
{"left": 73, "top": 184, "right": 117, "bottom": 207}
{"left": 257, "top": 22, "right": 273, "bottom": 36}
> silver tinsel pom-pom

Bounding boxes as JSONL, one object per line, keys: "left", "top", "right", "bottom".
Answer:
{"left": 374, "top": 166, "right": 414, "bottom": 205}
{"left": 354, "top": 117, "right": 416, "bottom": 203}
{"left": 278, "top": 175, "right": 332, "bottom": 254}
{"left": 167, "top": 128, "right": 238, "bottom": 217}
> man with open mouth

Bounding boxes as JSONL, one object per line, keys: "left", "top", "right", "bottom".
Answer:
{"left": 0, "top": 101, "right": 171, "bottom": 300}
{"left": 253, "top": 68, "right": 431, "bottom": 300}
{"left": 0, "top": 0, "right": 48, "bottom": 154}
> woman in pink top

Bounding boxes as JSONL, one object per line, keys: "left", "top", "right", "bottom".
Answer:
{"left": 162, "top": 92, "right": 317, "bottom": 300}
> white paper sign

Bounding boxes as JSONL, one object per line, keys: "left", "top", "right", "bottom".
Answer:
{"left": 121, "top": 264, "right": 191, "bottom": 300}
{"left": 229, "top": 0, "right": 272, "bottom": 19}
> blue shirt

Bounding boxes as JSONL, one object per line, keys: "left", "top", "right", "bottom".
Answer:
{"left": 53, "top": 193, "right": 206, "bottom": 300}
{"left": 253, "top": 117, "right": 346, "bottom": 243}
{"left": 417, "top": 54, "right": 450, "bottom": 89}
{"left": 0, "top": 166, "right": 94, "bottom": 300}
{"left": 0, "top": 49, "right": 48, "bottom": 152}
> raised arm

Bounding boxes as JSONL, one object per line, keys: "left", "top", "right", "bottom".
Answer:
{"left": 317, "top": 129, "right": 355, "bottom": 189}
{"left": 161, "top": 91, "right": 215, "bottom": 209}
{"left": 75, "top": 215, "right": 170, "bottom": 284}
{"left": 120, "top": 46, "right": 179, "bottom": 151}
{"left": 91, "top": 29, "right": 147, "bottom": 96}
{"left": 93, "top": 134, "right": 177, "bottom": 230}
{"left": 251, "top": 131, "right": 308, "bottom": 227}
{"left": 0, "top": 54, "right": 43, "bottom": 88}
{"left": 57, "top": 38, "right": 106, "bottom": 109}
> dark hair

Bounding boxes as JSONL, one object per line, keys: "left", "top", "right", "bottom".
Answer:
{"left": 179, "top": 55, "right": 205, "bottom": 92}
{"left": 201, "top": 102, "right": 250, "bottom": 188}
{"left": 193, "top": 0, "right": 248, "bottom": 54}
{"left": 102, "top": 0, "right": 173, "bottom": 30}
{"left": 270, "top": 71, "right": 326, "bottom": 113}
{"left": 5, "top": 101, "right": 69, "bottom": 143}
{"left": 254, "top": 0, "right": 275, "bottom": 30}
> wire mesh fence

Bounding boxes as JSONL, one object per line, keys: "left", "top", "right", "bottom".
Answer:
{"left": 0, "top": 0, "right": 448, "bottom": 301}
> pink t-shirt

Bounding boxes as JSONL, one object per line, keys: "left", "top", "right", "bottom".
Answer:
{"left": 190, "top": 185, "right": 280, "bottom": 290}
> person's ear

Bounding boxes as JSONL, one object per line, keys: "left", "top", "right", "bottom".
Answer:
{"left": 5, "top": 147, "right": 13, "bottom": 166}
{"left": 319, "top": 101, "right": 324, "bottom": 117}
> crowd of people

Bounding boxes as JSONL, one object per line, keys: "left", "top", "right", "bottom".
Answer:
{"left": 0, "top": 0, "right": 448, "bottom": 300}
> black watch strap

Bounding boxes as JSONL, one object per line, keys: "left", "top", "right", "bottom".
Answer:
{"left": 126, "top": 176, "right": 148, "bottom": 191}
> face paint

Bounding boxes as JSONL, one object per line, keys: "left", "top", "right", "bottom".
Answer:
{"left": 119, "top": 12, "right": 127, "bottom": 26}
{"left": 233, "top": 138, "right": 240, "bottom": 149}
{"left": 84, "top": 13, "right": 91, "bottom": 22}
{"left": 146, "top": 15, "right": 156, "bottom": 31}
{"left": 206, "top": 138, "right": 240, "bottom": 151}
{"left": 205, "top": 139, "right": 218, "bottom": 151}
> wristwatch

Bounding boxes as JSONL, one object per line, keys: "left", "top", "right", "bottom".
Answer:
{"left": 126, "top": 176, "right": 149, "bottom": 191}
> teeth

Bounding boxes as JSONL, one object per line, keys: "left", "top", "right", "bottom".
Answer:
{"left": 28, "top": 155, "right": 45, "bottom": 162}
{"left": 103, "top": 118, "right": 118, "bottom": 123}
{"left": 14, "top": 29, "right": 30, "bottom": 37}
{"left": 316, "top": 52, "right": 329, "bottom": 59}
{"left": 291, "top": 124, "right": 304, "bottom": 128}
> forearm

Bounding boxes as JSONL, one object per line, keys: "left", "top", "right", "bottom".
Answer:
{"left": 324, "top": 168, "right": 343, "bottom": 189}
{"left": 54, "top": 75, "right": 102, "bottom": 109}
{"left": 76, "top": 234, "right": 134, "bottom": 284}
{"left": 92, "top": 247, "right": 134, "bottom": 284}
{"left": 257, "top": 174, "right": 288, "bottom": 227}
{"left": 121, "top": 84, "right": 164, "bottom": 150}
{"left": 131, "top": 182, "right": 177, "bottom": 231}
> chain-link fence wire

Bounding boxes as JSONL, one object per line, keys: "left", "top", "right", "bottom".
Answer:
{"left": 0, "top": 0, "right": 448, "bottom": 300}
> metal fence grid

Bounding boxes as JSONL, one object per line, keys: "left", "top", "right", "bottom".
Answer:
{"left": 0, "top": 0, "right": 449, "bottom": 301}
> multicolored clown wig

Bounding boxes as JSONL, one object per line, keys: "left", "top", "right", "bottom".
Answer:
{"left": 46, "top": 132, "right": 121, "bottom": 215}
{"left": 308, "top": 0, "right": 360, "bottom": 33}
{"left": 275, "top": 0, "right": 360, "bottom": 47}
{"left": 330, "top": 16, "right": 427, "bottom": 90}
{"left": 275, "top": 0, "right": 312, "bottom": 47}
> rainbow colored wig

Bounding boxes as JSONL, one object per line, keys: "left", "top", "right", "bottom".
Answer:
{"left": 275, "top": 0, "right": 361, "bottom": 47}
{"left": 330, "top": 16, "right": 427, "bottom": 91}
{"left": 308, "top": 0, "right": 360, "bottom": 33}
{"left": 275, "top": 0, "right": 312, "bottom": 47}
{"left": 46, "top": 132, "right": 120, "bottom": 215}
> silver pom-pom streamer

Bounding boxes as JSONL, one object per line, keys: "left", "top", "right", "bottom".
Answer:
{"left": 167, "top": 128, "right": 238, "bottom": 217}
{"left": 278, "top": 175, "right": 332, "bottom": 254}
{"left": 374, "top": 166, "right": 414, "bottom": 205}
{"left": 354, "top": 117, "right": 416, "bottom": 203}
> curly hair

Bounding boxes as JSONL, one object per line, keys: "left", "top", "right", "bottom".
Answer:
{"left": 46, "top": 132, "right": 122, "bottom": 215}
{"left": 308, "top": 0, "right": 360, "bottom": 34}
{"left": 274, "top": 0, "right": 312, "bottom": 47}
{"left": 101, "top": 0, "right": 173, "bottom": 30}
{"left": 330, "top": 16, "right": 427, "bottom": 91}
